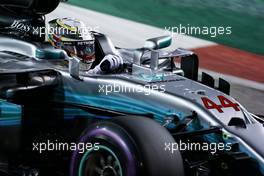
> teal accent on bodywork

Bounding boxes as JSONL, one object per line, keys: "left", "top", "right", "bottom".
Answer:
{"left": 157, "top": 36, "right": 172, "bottom": 49}
{"left": 0, "top": 119, "right": 21, "bottom": 126}
{"left": 63, "top": 108, "right": 95, "bottom": 119}
{"left": 0, "top": 100, "right": 21, "bottom": 126}
{"left": 36, "top": 49, "right": 65, "bottom": 60}
{"left": 63, "top": 91, "right": 168, "bottom": 123}
{"left": 78, "top": 145, "right": 123, "bottom": 176}
{"left": 139, "top": 73, "right": 165, "bottom": 82}
{"left": 63, "top": 108, "right": 111, "bottom": 120}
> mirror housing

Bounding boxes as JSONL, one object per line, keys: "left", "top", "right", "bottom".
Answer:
{"left": 36, "top": 49, "right": 66, "bottom": 60}
{"left": 144, "top": 35, "right": 172, "bottom": 50}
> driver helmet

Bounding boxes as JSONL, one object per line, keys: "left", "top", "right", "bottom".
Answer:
{"left": 48, "top": 17, "right": 95, "bottom": 70}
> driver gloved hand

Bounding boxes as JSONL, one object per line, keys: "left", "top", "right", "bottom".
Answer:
{"left": 87, "top": 54, "right": 123, "bottom": 74}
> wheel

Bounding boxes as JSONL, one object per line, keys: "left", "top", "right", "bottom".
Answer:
{"left": 70, "top": 116, "right": 184, "bottom": 176}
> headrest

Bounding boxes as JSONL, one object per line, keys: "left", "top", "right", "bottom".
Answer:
{"left": 0, "top": 0, "right": 60, "bottom": 16}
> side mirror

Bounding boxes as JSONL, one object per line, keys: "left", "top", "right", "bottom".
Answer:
{"left": 36, "top": 49, "right": 66, "bottom": 60}
{"left": 144, "top": 35, "right": 172, "bottom": 50}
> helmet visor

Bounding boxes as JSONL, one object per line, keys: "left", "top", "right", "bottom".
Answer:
{"left": 75, "top": 41, "right": 95, "bottom": 62}
{"left": 61, "top": 40, "right": 95, "bottom": 62}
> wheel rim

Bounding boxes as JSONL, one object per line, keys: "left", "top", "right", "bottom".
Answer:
{"left": 78, "top": 145, "right": 123, "bottom": 176}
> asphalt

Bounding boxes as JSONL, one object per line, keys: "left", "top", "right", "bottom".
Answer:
{"left": 47, "top": 3, "right": 264, "bottom": 114}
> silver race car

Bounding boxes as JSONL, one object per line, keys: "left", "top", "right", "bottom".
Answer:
{"left": 0, "top": 0, "right": 263, "bottom": 176}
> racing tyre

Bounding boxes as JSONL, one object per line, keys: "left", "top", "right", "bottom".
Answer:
{"left": 70, "top": 116, "right": 184, "bottom": 176}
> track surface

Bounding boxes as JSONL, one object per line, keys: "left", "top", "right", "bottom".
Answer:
{"left": 47, "top": 3, "right": 264, "bottom": 114}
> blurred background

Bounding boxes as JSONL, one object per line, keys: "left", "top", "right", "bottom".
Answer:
{"left": 66, "top": 0, "right": 264, "bottom": 55}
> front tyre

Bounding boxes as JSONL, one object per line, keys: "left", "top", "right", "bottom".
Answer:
{"left": 70, "top": 116, "right": 184, "bottom": 176}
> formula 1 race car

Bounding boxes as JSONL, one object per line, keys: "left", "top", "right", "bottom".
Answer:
{"left": 0, "top": 0, "right": 264, "bottom": 176}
